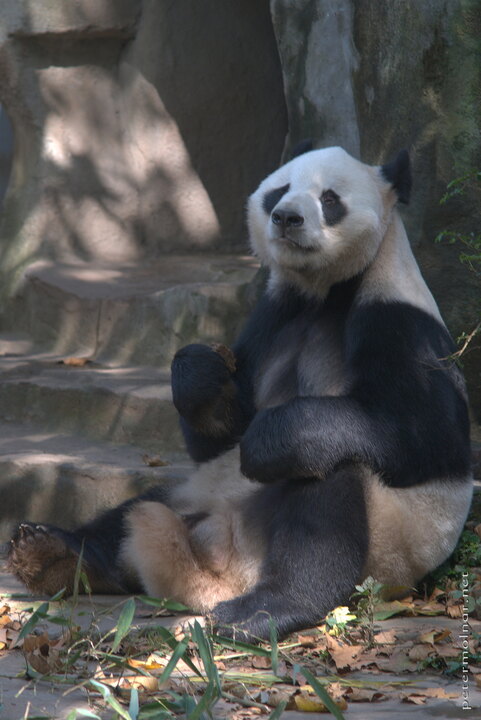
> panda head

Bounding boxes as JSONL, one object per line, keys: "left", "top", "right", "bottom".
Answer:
{"left": 247, "top": 146, "right": 411, "bottom": 296}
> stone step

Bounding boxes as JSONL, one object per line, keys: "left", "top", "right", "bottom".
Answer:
{"left": 3, "top": 255, "right": 260, "bottom": 367}
{"left": 0, "top": 346, "right": 183, "bottom": 452}
{"left": 0, "top": 420, "right": 193, "bottom": 542}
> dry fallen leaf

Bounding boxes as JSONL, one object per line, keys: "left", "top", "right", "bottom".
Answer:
{"left": 298, "top": 634, "right": 318, "bottom": 648}
{"left": 428, "top": 587, "right": 446, "bottom": 602}
{"left": 419, "top": 628, "right": 452, "bottom": 644}
{"left": 400, "top": 687, "right": 458, "bottom": 703}
{"left": 345, "top": 687, "right": 387, "bottom": 703}
{"left": 251, "top": 655, "right": 271, "bottom": 669}
{"left": 265, "top": 687, "right": 296, "bottom": 710}
{"left": 142, "top": 454, "right": 170, "bottom": 467}
{"left": 325, "top": 635, "right": 364, "bottom": 671}
{"left": 100, "top": 675, "right": 160, "bottom": 699}
{"left": 436, "top": 644, "right": 462, "bottom": 659}
{"left": 375, "top": 629, "right": 398, "bottom": 645}
{"left": 23, "top": 631, "right": 63, "bottom": 675}
{"left": 59, "top": 357, "right": 91, "bottom": 367}
{"left": 402, "top": 694, "right": 426, "bottom": 705}
{"left": 408, "top": 644, "right": 435, "bottom": 662}
{"left": 374, "top": 649, "right": 417, "bottom": 673}
{"left": 446, "top": 604, "right": 463, "bottom": 618}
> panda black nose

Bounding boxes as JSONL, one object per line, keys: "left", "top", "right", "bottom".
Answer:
{"left": 271, "top": 208, "right": 304, "bottom": 230}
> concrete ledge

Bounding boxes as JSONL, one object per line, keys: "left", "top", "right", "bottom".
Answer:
{"left": 0, "top": 420, "right": 192, "bottom": 540}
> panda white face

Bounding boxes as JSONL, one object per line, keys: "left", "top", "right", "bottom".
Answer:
{"left": 248, "top": 147, "right": 397, "bottom": 296}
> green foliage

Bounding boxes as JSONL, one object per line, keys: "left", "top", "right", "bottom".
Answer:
{"left": 14, "top": 594, "right": 349, "bottom": 720}
{"left": 435, "top": 169, "right": 481, "bottom": 356}
{"left": 428, "top": 529, "right": 481, "bottom": 587}
{"left": 111, "top": 597, "right": 137, "bottom": 652}
{"left": 453, "top": 530, "right": 481, "bottom": 569}
{"left": 417, "top": 640, "right": 481, "bottom": 677}
{"left": 350, "top": 577, "right": 385, "bottom": 646}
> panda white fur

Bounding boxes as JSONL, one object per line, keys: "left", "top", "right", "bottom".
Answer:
{"left": 9, "top": 146, "right": 472, "bottom": 642}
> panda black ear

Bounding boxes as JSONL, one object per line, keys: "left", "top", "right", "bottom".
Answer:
{"left": 381, "top": 149, "right": 411, "bottom": 204}
{"left": 291, "top": 139, "right": 314, "bottom": 159}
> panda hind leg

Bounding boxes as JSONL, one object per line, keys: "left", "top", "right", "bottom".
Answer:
{"left": 212, "top": 469, "right": 369, "bottom": 642}
{"left": 121, "top": 501, "right": 241, "bottom": 613}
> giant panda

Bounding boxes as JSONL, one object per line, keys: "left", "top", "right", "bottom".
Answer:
{"left": 8, "top": 146, "right": 472, "bottom": 642}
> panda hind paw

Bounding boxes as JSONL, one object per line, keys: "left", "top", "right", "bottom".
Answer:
{"left": 7, "top": 522, "right": 79, "bottom": 597}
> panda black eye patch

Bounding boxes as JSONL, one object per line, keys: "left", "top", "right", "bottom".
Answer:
{"left": 262, "top": 184, "right": 290, "bottom": 215}
{"left": 320, "top": 189, "right": 347, "bottom": 226}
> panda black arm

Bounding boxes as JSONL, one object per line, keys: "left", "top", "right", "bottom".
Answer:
{"left": 240, "top": 302, "right": 471, "bottom": 487}
{"left": 171, "top": 284, "right": 306, "bottom": 462}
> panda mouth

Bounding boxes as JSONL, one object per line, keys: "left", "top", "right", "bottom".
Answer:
{"left": 276, "top": 236, "right": 316, "bottom": 252}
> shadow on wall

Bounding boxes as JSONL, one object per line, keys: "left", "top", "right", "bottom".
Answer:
{"left": 129, "top": 0, "right": 288, "bottom": 251}
{"left": 0, "top": 0, "right": 287, "bottom": 301}
{"left": 0, "top": 105, "right": 13, "bottom": 209}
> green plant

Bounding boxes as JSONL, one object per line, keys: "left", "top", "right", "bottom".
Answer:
{"left": 435, "top": 169, "right": 481, "bottom": 359}
{"left": 350, "top": 577, "right": 385, "bottom": 647}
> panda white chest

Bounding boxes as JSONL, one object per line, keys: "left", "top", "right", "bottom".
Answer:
{"left": 254, "top": 317, "right": 347, "bottom": 409}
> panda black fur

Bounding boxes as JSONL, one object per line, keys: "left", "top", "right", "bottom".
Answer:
{"left": 8, "top": 146, "right": 472, "bottom": 642}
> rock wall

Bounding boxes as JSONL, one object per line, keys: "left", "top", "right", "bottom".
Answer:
{"left": 0, "top": 0, "right": 287, "bottom": 297}
{"left": 0, "top": 0, "right": 479, "bottom": 428}
{"left": 271, "top": 0, "right": 481, "bottom": 432}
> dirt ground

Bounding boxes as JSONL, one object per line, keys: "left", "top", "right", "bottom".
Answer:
{"left": 1, "top": 546, "right": 481, "bottom": 720}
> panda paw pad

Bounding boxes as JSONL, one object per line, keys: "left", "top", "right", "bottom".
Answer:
{"left": 7, "top": 523, "right": 78, "bottom": 596}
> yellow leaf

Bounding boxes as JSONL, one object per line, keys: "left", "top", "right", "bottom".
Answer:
{"left": 294, "top": 692, "right": 328, "bottom": 713}
{"left": 329, "top": 606, "right": 356, "bottom": 624}
{"left": 127, "top": 657, "right": 165, "bottom": 671}
{"left": 60, "top": 357, "right": 91, "bottom": 367}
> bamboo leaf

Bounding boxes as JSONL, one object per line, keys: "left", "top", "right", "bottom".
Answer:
{"left": 72, "top": 542, "right": 85, "bottom": 603}
{"left": 269, "top": 617, "right": 279, "bottom": 675}
{"left": 214, "top": 634, "right": 271, "bottom": 656}
{"left": 268, "top": 701, "right": 287, "bottom": 719}
{"left": 16, "top": 602, "right": 50, "bottom": 644}
{"left": 66, "top": 710, "right": 102, "bottom": 720}
{"left": 129, "top": 687, "right": 140, "bottom": 720}
{"left": 301, "top": 668, "right": 346, "bottom": 720}
{"left": 138, "top": 595, "right": 189, "bottom": 612}
{"left": 158, "top": 638, "right": 189, "bottom": 683}
{"left": 153, "top": 625, "right": 203, "bottom": 678}
{"left": 90, "top": 679, "right": 133, "bottom": 720}
{"left": 111, "top": 597, "right": 137, "bottom": 652}
{"left": 191, "top": 621, "right": 220, "bottom": 689}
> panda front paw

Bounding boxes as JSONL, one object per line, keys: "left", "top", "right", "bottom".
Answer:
{"left": 171, "top": 344, "right": 234, "bottom": 423}
{"left": 240, "top": 409, "right": 291, "bottom": 483}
